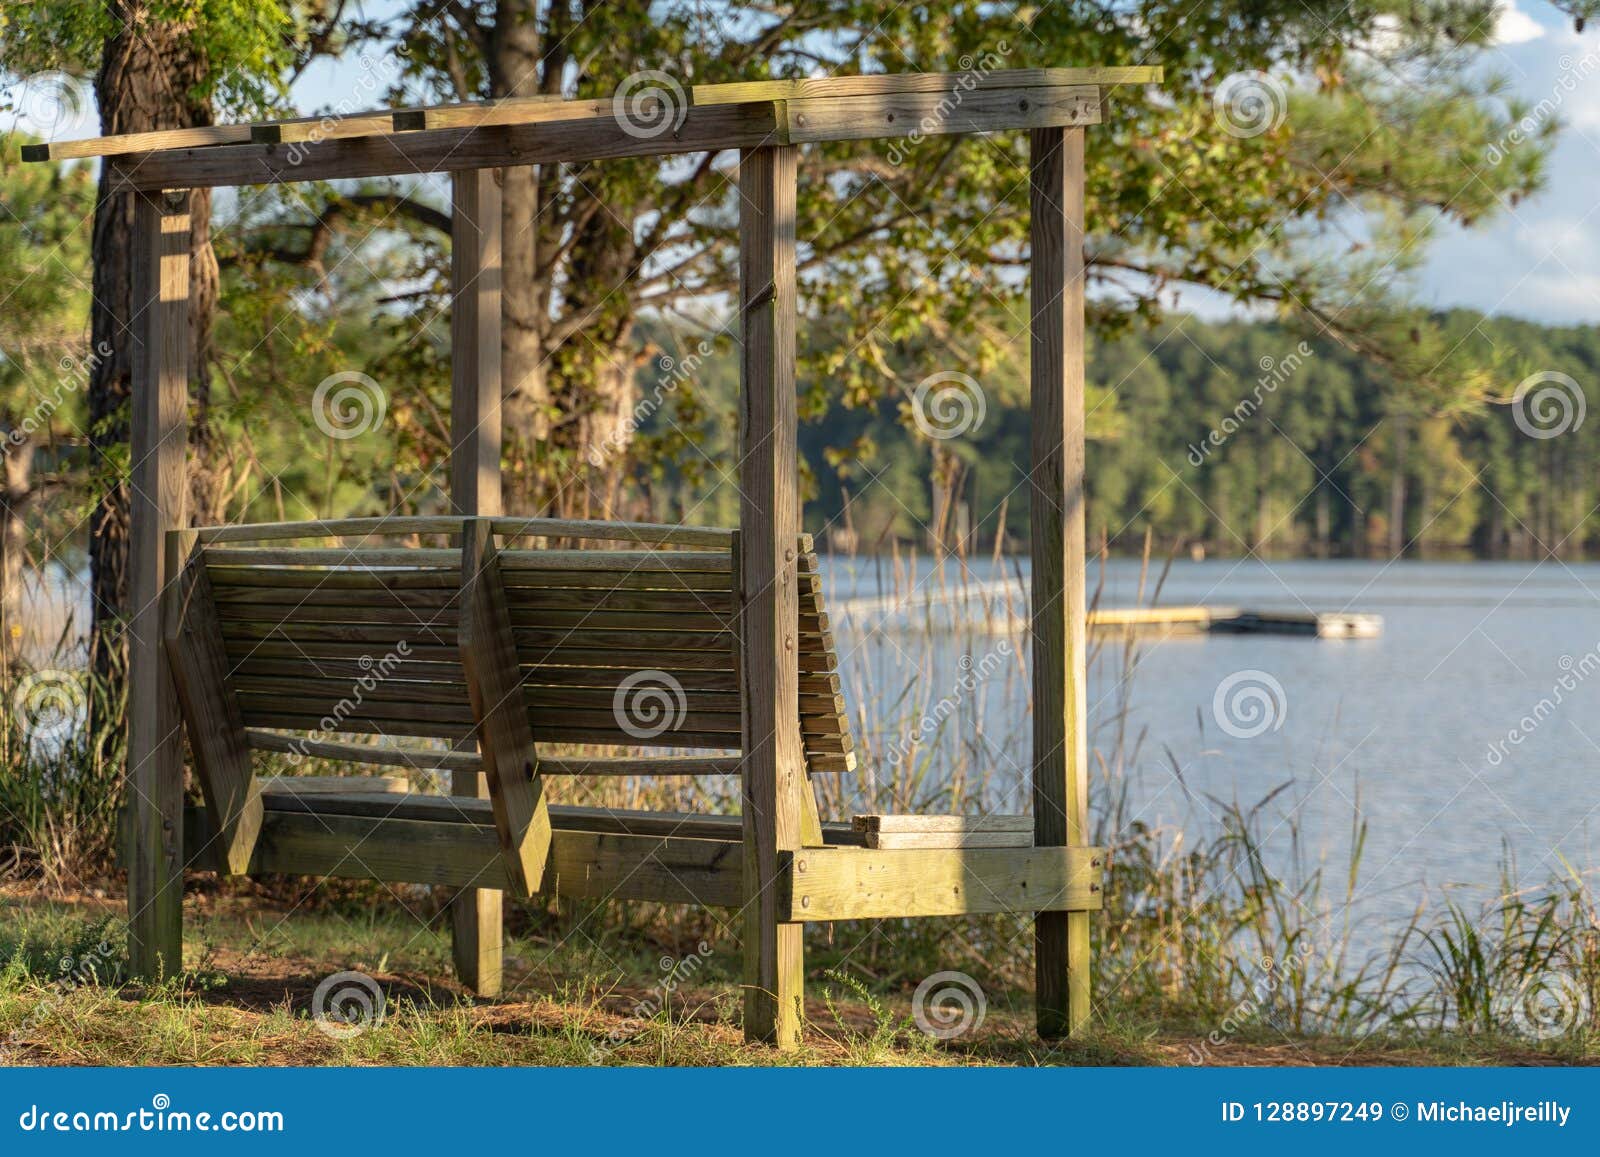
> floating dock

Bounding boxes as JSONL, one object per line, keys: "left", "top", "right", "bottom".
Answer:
{"left": 1090, "top": 605, "right": 1381, "bottom": 638}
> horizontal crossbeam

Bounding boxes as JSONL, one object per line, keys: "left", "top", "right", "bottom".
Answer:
{"left": 779, "top": 845, "right": 1105, "bottom": 920}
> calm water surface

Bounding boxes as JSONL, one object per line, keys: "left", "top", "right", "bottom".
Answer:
{"left": 818, "top": 557, "right": 1600, "bottom": 938}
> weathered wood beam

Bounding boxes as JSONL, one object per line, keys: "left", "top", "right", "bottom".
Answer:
{"left": 457, "top": 519, "right": 552, "bottom": 900}
{"left": 447, "top": 165, "right": 505, "bottom": 997}
{"left": 184, "top": 807, "right": 744, "bottom": 907}
{"left": 780, "top": 846, "right": 1104, "bottom": 921}
{"left": 162, "top": 532, "right": 263, "bottom": 876}
{"left": 780, "top": 86, "right": 1099, "bottom": 144}
{"left": 1030, "top": 125, "right": 1093, "bottom": 1038}
{"left": 126, "top": 191, "right": 191, "bottom": 982}
{"left": 737, "top": 145, "right": 806, "bottom": 1049}
{"left": 104, "top": 104, "right": 785, "bottom": 192}
{"left": 691, "top": 67, "right": 1163, "bottom": 105}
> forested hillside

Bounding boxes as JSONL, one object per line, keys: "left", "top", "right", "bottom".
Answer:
{"left": 633, "top": 311, "right": 1599, "bottom": 559}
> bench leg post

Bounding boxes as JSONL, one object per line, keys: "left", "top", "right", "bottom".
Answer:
{"left": 127, "top": 190, "right": 191, "bottom": 982}
{"left": 1030, "top": 126, "right": 1093, "bottom": 1037}
{"left": 448, "top": 168, "right": 505, "bottom": 997}
{"left": 737, "top": 144, "right": 805, "bottom": 1049}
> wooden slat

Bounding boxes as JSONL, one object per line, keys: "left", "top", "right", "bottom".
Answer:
{"left": 241, "top": 711, "right": 470, "bottom": 741}
{"left": 392, "top": 97, "right": 636, "bottom": 133}
{"left": 243, "top": 731, "right": 742, "bottom": 778}
{"left": 864, "top": 831, "right": 1032, "bottom": 850}
{"left": 19, "top": 95, "right": 568, "bottom": 161}
{"left": 781, "top": 846, "right": 1104, "bottom": 921}
{"left": 257, "top": 95, "right": 566, "bottom": 144}
{"left": 1030, "top": 125, "right": 1093, "bottom": 1039}
{"left": 195, "top": 514, "right": 732, "bottom": 546}
{"left": 259, "top": 775, "right": 410, "bottom": 795}
{"left": 853, "top": 814, "right": 1033, "bottom": 833}
{"left": 737, "top": 144, "right": 806, "bottom": 1049}
{"left": 205, "top": 547, "right": 461, "bottom": 568}
{"left": 127, "top": 192, "right": 190, "bottom": 981}
{"left": 105, "top": 102, "right": 785, "bottom": 192}
{"left": 185, "top": 806, "right": 744, "bottom": 906}
{"left": 221, "top": 638, "right": 463, "bottom": 665}
{"left": 690, "top": 67, "right": 1164, "bottom": 106}
{"left": 163, "top": 534, "right": 263, "bottom": 876}
{"left": 208, "top": 566, "right": 462, "bottom": 590}
{"left": 458, "top": 519, "right": 552, "bottom": 898}
{"left": 782, "top": 85, "right": 1099, "bottom": 144}
{"left": 22, "top": 124, "right": 254, "bottom": 163}
{"left": 243, "top": 729, "right": 477, "bottom": 771}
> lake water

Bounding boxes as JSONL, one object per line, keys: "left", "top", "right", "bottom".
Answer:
{"left": 819, "top": 557, "right": 1600, "bottom": 940}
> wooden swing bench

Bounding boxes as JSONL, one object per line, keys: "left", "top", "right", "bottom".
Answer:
{"left": 33, "top": 62, "right": 1160, "bottom": 1042}
{"left": 172, "top": 514, "right": 1102, "bottom": 928}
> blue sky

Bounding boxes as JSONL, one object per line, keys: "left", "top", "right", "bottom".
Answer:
{"left": 1417, "top": 0, "right": 1600, "bottom": 325}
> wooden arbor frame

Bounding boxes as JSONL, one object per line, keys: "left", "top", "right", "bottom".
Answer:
{"left": 32, "top": 64, "right": 1160, "bottom": 1045}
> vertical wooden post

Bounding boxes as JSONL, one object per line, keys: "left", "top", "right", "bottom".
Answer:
{"left": 1029, "top": 126, "right": 1092, "bottom": 1037}
{"left": 448, "top": 167, "right": 505, "bottom": 996}
{"left": 127, "top": 190, "right": 192, "bottom": 981}
{"left": 737, "top": 144, "right": 805, "bottom": 1048}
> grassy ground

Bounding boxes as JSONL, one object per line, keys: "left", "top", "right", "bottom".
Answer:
{"left": 3, "top": 885, "right": 1595, "bottom": 1067}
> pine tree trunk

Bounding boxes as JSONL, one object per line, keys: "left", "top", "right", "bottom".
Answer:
{"left": 86, "top": 4, "right": 216, "bottom": 716}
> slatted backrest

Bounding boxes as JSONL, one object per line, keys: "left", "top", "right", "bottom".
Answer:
{"left": 191, "top": 519, "right": 854, "bottom": 774}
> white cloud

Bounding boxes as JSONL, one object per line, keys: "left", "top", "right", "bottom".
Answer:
{"left": 1494, "top": 1, "right": 1548, "bottom": 45}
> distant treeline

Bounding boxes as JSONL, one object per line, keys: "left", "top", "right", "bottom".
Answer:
{"left": 750, "top": 310, "right": 1595, "bottom": 559}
